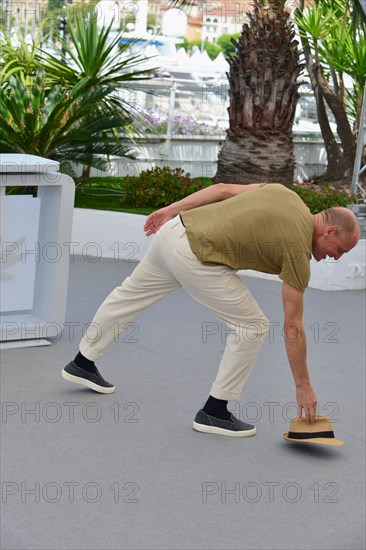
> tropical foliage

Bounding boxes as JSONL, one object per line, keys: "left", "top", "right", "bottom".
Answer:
{"left": 0, "top": 5, "right": 153, "bottom": 180}
{"left": 181, "top": 37, "right": 222, "bottom": 60}
{"left": 0, "top": 29, "right": 44, "bottom": 85}
{"left": 0, "top": 69, "right": 133, "bottom": 175}
{"left": 72, "top": 172, "right": 359, "bottom": 214}
{"left": 39, "top": 10, "right": 151, "bottom": 92}
{"left": 295, "top": 0, "right": 366, "bottom": 182}
{"left": 181, "top": 33, "right": 241, "bottom": 60}
{"left": 216, "top": 33, "right": 241, "bottom": 58}
{"left": 174, "top": 0, "right": 365, "bottom": 186}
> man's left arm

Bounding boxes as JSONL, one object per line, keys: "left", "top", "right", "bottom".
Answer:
{"left": 144, "top": 183, "right": 261, "bottom": 235}
{"left": 282, "top": 282, "right": 318, "bottom": 423}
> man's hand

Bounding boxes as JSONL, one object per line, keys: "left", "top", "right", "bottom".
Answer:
{"left": 296, "top": 383, "right": 318, "bottom": 424}
{"left": 144, "top": 206, "right": 175, "bottom": 236}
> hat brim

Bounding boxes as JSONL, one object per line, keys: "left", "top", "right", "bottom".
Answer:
{"left": 283, "top": 433, "right": 344, "bottom": 446}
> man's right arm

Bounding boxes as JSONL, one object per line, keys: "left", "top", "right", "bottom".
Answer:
{"left": 282, "top": 282, "right": 318, "bottom": 423}
{"left": 144, "top": 183, "right": 261, "bottom": 235}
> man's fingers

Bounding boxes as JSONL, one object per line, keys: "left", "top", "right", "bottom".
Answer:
{"left": 145, "top": 227, "right": 157, "bottom": 236}
{"left": 310, "top": 404, "right": 317, "bottom": 423}
{"left": 144, "top": 223, "right": 162, "bottom": 236}
{"left": 299, "top": 405, "right": 314, "bottom": 423}
{"left": 144, "top": 215, "right": 157, "bottom": 234}
{"left": 306, "top": 406, "right": 316, "bottom": 424}
{"left": 296, "top": 388, "right": 318, "bottom": 423}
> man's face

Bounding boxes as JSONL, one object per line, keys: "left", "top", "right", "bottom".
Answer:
{"left": 312, "top": 226, "right": 358, "bottom": 262}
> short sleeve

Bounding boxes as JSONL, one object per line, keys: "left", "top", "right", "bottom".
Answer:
{"left": 279, "top": 247, "right": 311, "bottom": 293}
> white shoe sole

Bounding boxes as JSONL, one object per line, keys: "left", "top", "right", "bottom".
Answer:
{"left": 61, "top": 370, "right": 115, "bottom": 394}
{"left": 193, "top": 421, "right": 256, "bottom": 437}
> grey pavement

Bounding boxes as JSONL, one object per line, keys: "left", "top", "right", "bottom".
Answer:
{"left": 1, "top": 255, "right": 365, "bottom": 550}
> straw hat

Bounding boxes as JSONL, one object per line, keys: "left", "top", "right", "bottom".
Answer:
{"left": 283, "top": 415, "right": 344, "bottom": 446}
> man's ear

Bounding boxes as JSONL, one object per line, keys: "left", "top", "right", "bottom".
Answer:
{"left": 325, "top": 225, "right": 337, "bottom": 236}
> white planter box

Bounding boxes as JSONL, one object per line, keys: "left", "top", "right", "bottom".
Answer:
{"left": 0, "top": 154, "right": 75, "bottom": 343}
{"left": 1, "top": 195, "right": 41, "bottom": 311}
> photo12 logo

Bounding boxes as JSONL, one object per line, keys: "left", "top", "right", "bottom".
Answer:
{"left": 224, "top": 401, "right": 340, "bottom": 424}
{"left": 201, "top": 481, "right": 340, "bottom": 504}
{"left": 201, "top": 320, "right": 340, "bottom": 345}
{"left": 2, "top": 481, "right": 139, "bottom": 504}
{"left": 1, "top": 320, "right": 140, "bottom": 344}
{"left": 1, "top": 401, "right": 140, "bottom": 424}
{"left": 1, "top": 240, "right": 140, "bottom": 265}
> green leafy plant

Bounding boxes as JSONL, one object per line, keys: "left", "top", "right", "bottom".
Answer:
{"left": 295, "top": 0, "right": 366, "bottom": 180}
{"left": 180, "top": 38, "right": 222, "bottom": 60}
{"left": 121, "top": 167, "right": 211, "bottom": 208}
{"left": 0, "top": 69, "right": 133, "bottom": 174}
{"left": 292, "top": 184, "right": 359, "bottom": 213}
{"left": 38, "top": 7, "right": 155, "bottom": 181}
{"left": 0, "top": 7, "right": 154, "bottom": 181}
{"left": 0, "top": 29, "right": 44, "bottom": 87}
{"left": 216, "top": 33, "right": 241, "bottom": 58}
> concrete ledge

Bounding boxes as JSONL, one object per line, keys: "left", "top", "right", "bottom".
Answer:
{"left": 72, "top": 208, "right": 366, "bottom": 291}
{"left": 71, "top": 208, "right": 151, "bottom": 263}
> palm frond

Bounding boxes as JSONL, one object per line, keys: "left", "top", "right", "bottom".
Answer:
{"left": 0, "top": 70, "right": 136, "bottom": 170}
{"left": 0, "top": 30, "right": 43, "bottom": 86}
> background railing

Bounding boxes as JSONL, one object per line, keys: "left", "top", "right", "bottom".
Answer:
{"left": 72, "top": 78, "right": 337, "bottom": 182}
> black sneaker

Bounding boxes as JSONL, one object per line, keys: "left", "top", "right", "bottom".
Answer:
{"left": 61, "top": 361, "right": 115, "bottom": 394}
{"left": 193, "top": 409, "right": 256, "bottom": 437}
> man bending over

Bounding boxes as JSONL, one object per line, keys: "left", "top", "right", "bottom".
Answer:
{"left": 62, "top": 183, "right": 360, "bottom": 437}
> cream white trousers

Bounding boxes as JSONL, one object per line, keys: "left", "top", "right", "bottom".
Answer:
{"left": 79, "top": 216, "right": 269, "bottom": 401}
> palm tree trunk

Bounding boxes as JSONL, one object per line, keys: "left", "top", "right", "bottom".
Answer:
{"left": 300, "top": 35, "right": 343, "bottom": 179}
{"left": 214, "top": 0, "right": 303, "bottom": 186}
{"left": 81, "top": 163, "right": 91, "bottom": 183}
{"left": 315, "top": 64, "right": 356, "bottom": 176}
{"left": 215, "top": 130, "right": 295, "bottom": 184}
{"left": 81, "top": 141, "right": 94, "bottom": 183}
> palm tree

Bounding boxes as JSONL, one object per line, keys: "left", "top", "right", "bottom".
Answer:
{"left": 213, "top": 0, "right": 303, "bottom": 185}
{"left": 39, "top": 8, "right": 151, "bottom": 102}
{"left": 37, "top": 7, "right": 155, "bottom": 182}
{"left": 0, "top": 7, "right": 155, "bottom": 181}
{"left": 172, "top": 0, "right": 364, "bottom": 185}
{"left": 295, "top": 0, "right": 365, "bottom": 183}
{"left": 0, "top": 69, "right": 133, "bottom": 175}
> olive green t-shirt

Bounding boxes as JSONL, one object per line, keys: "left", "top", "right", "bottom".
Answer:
{"left": 180, "top": 184, "right": 313, "bottom": 292}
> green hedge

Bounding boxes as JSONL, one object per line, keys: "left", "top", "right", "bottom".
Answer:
{"left": 119, "top": 168, "right": 358, "bottom": 212}
{"left": 7, "top": 169, "right": 359, "bottom": 215}
{"left": 121, "top": 167, "right": 212, "bottom": 208}
{"left": 291, "top": 184, "right": 358, "bottom": 214}
{"left": 77, "top": 174, "right": 358, "bottom": 213}
{"left": 119, "top": 167, "right": 358, "bottom": 213}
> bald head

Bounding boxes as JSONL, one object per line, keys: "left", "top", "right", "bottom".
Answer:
{"left": 312, "top": 207, "right": 360, "bottom": 261}
{"left": 322, "top": 207, "right": 360, "bottom": 241}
